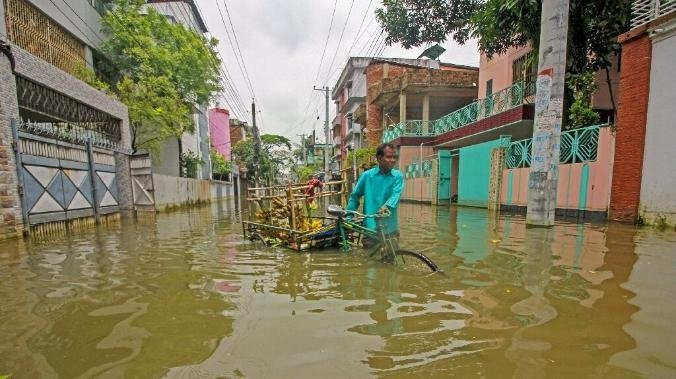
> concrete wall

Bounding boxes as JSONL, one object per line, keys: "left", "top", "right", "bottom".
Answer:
{"left": 152, "top": 174, "right": 233, "bottom": 210}
{"left": 458, "top": 139, "right": 503, "bottom": 207}
{"left": 152, "top": 137, "right": 180, "bottom": 177}
{"left": 399, "top": 146, "right": 435, "bottom": 202}
{"left": 640, "top": 22, "right": 676, "bottom": 226}
{"left": 146, "top": 1, "right": 202, "bottom": 33}
{"left": 501, "top": 126, "right": 615, "bottom": 212}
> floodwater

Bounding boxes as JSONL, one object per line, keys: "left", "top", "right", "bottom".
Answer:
{"left": 1, "top": 201, "right": 676, "bottom": 378}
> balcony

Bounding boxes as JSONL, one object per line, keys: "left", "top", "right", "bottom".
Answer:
{"left": 382, "top": 81, "right": 535, "bottom": 143}
{"left": 631, "top": 0, "right": 676, "bottom": 28}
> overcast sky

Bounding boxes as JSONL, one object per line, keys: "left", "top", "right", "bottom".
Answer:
{"left": 195, "top": 0, "right": 479, "bottom": 144}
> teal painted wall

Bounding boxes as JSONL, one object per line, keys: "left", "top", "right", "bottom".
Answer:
{"left": 458, "top": 139, "right": 502, "bottom": 207}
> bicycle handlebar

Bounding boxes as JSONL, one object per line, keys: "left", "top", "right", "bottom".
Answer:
{"left": 327, "top": 205, "right": 390, "bottom": 219}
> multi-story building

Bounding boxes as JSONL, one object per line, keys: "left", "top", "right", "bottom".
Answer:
{"left": 331, "top": 57, "right": 370, "bottom": 173}
{"left": 209, "top": 108, "right": 231, "bottom": 160}
{"left": 146, "top": 0, "right": 212, "bottom": 180}
{"left": 389, "top": 43, "right": 620, "bottom": 217}
{"left": 0, "top": 0, "right": 132, "bottom": 238}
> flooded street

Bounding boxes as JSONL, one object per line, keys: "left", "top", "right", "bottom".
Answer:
{"left": 1, "top": 201, "right": 676, "bottom": 378}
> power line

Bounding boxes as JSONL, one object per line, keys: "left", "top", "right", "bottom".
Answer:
{"left": 214, "top": 0, "right": 255, "bottom": 99}
{"left": 283, "top": 0, "right": 339, "bottom": 139}
{"left": 321, "top": 0, "right": 356, "bottom": 86}
{"left": 220, "top": 0, "right": 257, "bottom": 100}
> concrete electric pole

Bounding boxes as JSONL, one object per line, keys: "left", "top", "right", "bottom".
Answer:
{"left": 526, "top": 0, "right": 570, "bottom": 226}
{"left": 314, "top": 86, "right": 330, "bottom": 175}
{"left": 251, "top": 100, "right": 261, "bottom": 186}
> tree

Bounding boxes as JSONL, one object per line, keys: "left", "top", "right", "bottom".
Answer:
{"left": 233, "top": 134, "right": 294, "bottom": 185}
{"left": 376, "top": 0, "right": 631, "bottom": 118}
{"left": 97, "top": 0, "right": 222, "bottom": 153}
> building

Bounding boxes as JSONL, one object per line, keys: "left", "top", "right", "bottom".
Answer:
{"left": 331, "top": 57, "right": 370, "bottom": 173}
{"left": 0, "top": 0, "right": 132, "bottom": 239}
{"left": 209, "top": 108, "right": 231, "bottom": 160}
{"left": 146, "top": 0, "right": 212, "bottom": 180}
{"left": 387, "top": 43, "right": 619, "bottom": 215}
{"left": 610, "top": 0, "right": 676, "bottom": 225}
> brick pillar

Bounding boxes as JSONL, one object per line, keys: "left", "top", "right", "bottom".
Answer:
{"left": 366, "top": 103, "right": 382, "bottom": 148}
{"left": 609, "top": 31, "right": 652, "bottom": 222}
{"left": 0, "top": 45, "right": 24, "bottom": 239}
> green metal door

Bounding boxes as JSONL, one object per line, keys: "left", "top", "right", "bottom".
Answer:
{"left": 438, "top": 150, "right": 451, "bottom": 204}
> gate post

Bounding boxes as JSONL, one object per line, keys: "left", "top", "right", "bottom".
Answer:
{"left": 86, "top": 139, "right": 101, "bottom": 223}
{"left": 9, "top": 119, "right": 29, "bottom": 233}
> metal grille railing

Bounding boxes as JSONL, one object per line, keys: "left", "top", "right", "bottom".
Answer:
{"left": 632, "top": 0, "right": 676, "bottom": 28}
{"left": 16, "top": 76, "right": 124, "bottom": 152}
{"left": 382, "top": 120, "right": 434, "bottom": 142}
{"left": 506, "top": 124, "right": 602, "bottom": 168}
{"left": 382, "top": 81, "right": 535, "bottom": 143}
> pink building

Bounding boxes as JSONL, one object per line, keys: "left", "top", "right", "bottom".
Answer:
{"left": 209, "top": 108, "right": 231, "bottom": 159}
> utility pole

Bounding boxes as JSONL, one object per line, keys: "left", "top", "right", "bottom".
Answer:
{"left": 314, "top": 86, "right": 330, "bottom": 175}
{"left": 526, "top": 0, "right": 570, "bottom": 227}
{"left": 252, "top": 100, "right": 261, "bottom": 186}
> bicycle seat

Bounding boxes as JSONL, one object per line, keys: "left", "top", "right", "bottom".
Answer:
{"left": 327, "top": 204, "right": 346, "bottom": 217}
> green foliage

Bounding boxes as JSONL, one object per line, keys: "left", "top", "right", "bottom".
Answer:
{"left": 73, "top": 62, "right": 113, "bottom": 94}
{"left": 346, "top": 147, "right": 377, "bottom": 170}
{"left": 233, "top": 134, "right": 294, "bottom": 184}
{"left": 118, "top": 76, "right": 192, "bottom": 154}
{"left": 375, "top": 0, "right": 480, "bottom": 49}
{"left": 376, "top": 0, "right": 631, "bottom": 76}
{"left": 297, "top": 165, "right": 319, "bottom": 182}
{"left": 210, "top": 149, "right": 232, "bottom": 176}
{"left": 98, "top": 0, "right": 222, "bottom": 153}
{"left": 567, "top": 71, "right": 600, "bottom": 128}
{"left": 180, "top": 151, "right": 204, "bottom": 179}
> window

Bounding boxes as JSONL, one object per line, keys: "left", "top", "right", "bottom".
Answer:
{"left": 512, "top": 52, "right": 538, "bottom": 84}
{"left": 485, "top": 79, "right": 493, "bottom": 97}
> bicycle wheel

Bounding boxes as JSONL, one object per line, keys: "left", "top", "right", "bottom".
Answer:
{"left": 394, "top": 249, "right": 440, "bottom": 273}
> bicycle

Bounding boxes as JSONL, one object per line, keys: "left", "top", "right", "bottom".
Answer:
{"left": 327, "top": 205, "right": 440, "bottom": 273}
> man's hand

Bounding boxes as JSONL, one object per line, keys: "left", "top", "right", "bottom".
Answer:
{"left": 378, "top": 206, "right": 391, "bottom": 216}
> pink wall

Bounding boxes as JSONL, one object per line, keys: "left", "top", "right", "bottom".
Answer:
{"left": 478, "top": 45, "right": 532, "bottom": 98}
{"left": 398, "top": 146, "right": 436, "bottom": 202}
{"left": 500, "top": 126, "right": 615, "bottom": 211}
{"left": 209, "top": 108, "right": 231, "bottom": 159}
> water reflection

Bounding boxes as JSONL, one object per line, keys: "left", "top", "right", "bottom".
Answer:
{"left": 0, "top": 202, "right": 674, "bottom": 377}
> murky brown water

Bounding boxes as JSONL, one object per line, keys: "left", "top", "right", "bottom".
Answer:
{"left": 1, "top": 201, "right": 676, "bottom": 378}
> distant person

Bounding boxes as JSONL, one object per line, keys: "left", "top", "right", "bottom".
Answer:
{"left": 346, "top": 142, "right": 403, "bottom": 246}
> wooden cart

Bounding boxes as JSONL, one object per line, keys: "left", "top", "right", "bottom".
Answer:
{"left": 242, "top": 180, "right": 356, "bottom": 251}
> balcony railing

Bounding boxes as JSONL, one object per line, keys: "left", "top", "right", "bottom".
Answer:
{"left": 631, "top": 0, "right": 676, "bottom": 28}
{"left": 382, "top": 120, "right": 435, "bottom": 142}
{"left": 382, "top": 81, "right": 535, "bottom": 143}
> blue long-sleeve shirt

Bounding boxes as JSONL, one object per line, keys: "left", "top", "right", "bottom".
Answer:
{"left": 346, "top": 166, "right": 404, "bottom": 234}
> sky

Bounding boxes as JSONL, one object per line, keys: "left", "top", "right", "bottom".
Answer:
{"left": 194, "top": 0, "right": 479, "bottom": 144}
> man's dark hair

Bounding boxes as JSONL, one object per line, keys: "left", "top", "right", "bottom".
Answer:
{"left": 376, "top": 142, "right": 396, "bottom": 158}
